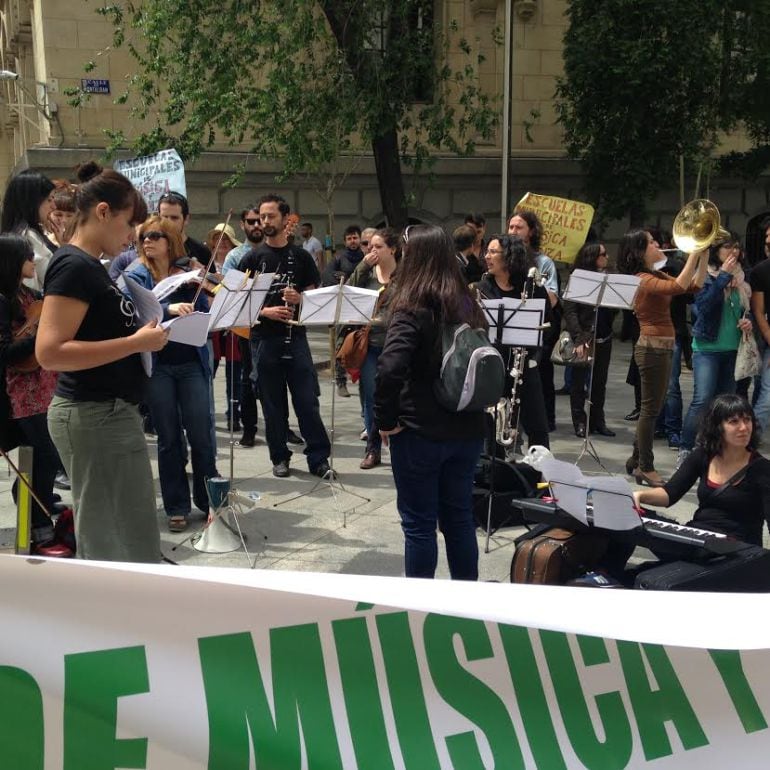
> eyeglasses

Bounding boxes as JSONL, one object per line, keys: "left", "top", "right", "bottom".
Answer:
{"left": 244, "top": 218, "right": 260, "bottom": 226}
{"left": 486, "top": 248, "right": 504, "bottom": 255}
{"left": 141, "top": 231, "right": 168, "bottom": 242}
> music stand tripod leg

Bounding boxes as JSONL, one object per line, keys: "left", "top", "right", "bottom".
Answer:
{"left": 574, "top": 305, "right": 610, "bottom": 472}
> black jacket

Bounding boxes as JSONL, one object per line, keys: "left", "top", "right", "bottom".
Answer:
{"left": 374, "top": 308, "right": 486, "bottom": 440}
{"left": 322, "top": 248, "right": 364, "bottom": 286}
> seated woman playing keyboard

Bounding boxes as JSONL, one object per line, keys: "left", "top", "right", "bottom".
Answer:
{"left": 633, "top": 394, "right": 770, "bottom": 547}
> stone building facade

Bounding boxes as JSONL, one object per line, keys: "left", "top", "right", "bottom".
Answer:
{"left": 1, "top": 0, "right": 769, "bottom": 258}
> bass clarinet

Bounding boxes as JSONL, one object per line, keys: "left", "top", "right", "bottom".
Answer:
{"left": 487, "top": 266, "right": 548, "bottom": 448}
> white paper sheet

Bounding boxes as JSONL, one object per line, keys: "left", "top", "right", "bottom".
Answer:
{"left": 208, "top": 271, "right": 274, "bottom": 331}
{"left": 120, "top": 273, "right": 163, "bottom": 326}
{"left": 539, "top": 458, "right": 641, "bottom": 530}
{"left": 588, "top": 475, "right": 641, "bottom": 531}
{"left": 480, "top": 297, "right": 547, "bottom": 347}
{"left": 161, "top": 311, "right": 211, "bottom": 346}
{"left": 299, "top": 285, "right": 379, "bottom": 326}
{"left": 563, "top": 269, "right": 640, "bottom": 310}
{"left": 152, "top": 270, "right": 202, "bottom": 301}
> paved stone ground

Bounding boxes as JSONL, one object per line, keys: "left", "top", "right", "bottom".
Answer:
{"left": 0, "top": 334, "right": 705, "bottom": 579}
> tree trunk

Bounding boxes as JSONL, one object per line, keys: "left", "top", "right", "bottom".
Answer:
{"left": 372, "top": 128, "right": 409, "bottom": 228}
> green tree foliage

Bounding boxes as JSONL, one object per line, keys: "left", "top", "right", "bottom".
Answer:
{"left": 86, "top": 1, "right": 499, "bottom": 227}
{"left": 555, "top": 0, "right": 725, "bottom": 225}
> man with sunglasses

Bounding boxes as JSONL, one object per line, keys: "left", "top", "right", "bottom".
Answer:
{"left": 223, "top": 205, "right": 264, "bottom": 273}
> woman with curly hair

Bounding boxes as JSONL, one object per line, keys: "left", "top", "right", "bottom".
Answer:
{"left": 475, "top": 233, "right": 551, "bottom": 449}
{"left": 617, "top": 230, "right": 707, "bottom": 487}
{"left": 633, "top": 394, "right": 770, "bottom": 546}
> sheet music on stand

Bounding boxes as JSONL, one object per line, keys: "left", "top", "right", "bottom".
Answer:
{"left": 208, "top": 269, "right": 275, "bottom": 331}
{"left": 562, "top": 269, "right": 640, "bottom": 310}
{"left": 540, "top": 458, "right": 641, "bottom": 530}
{"left": 298, "top": 284, "right": 379, "bottom": 326}
{"left": 479, "top": 297, "right": 547, "bottom": 347}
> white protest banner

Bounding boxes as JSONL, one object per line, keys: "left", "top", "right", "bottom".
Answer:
{"left": 515, "top": 192, "right": 595, "bottom": 264}
{"left": 2, "top": 556, "right": 770, "bottom": 769}
{"left": 114, "top": 149, "right": 186, "bottom": 212}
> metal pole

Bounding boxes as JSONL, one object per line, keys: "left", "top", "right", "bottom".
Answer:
{"left": 500, "top": 0, "right": 513, "bottom": 231}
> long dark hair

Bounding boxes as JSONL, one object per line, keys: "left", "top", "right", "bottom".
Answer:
{"left": 509, "top": 210, "right": 542, "bottom": 252}
{"left": 73, "top": 161, "right": 148, "bottom": 228}
{"left": 617, "top": 229, "right": 651, "bottom": 275}
{"left": 573, "top": 242, "right": 604, "bottom": 272}
{"left": 696, "top": 394, "right": 759, "bottom": 457}
{"left": 374, "top": 227, "right": 402, "bottom": 261}
{"left": 0, "top": 233, "right": 33, "bottom": 320}
{"left": 1, "top": 169, "right": 55, "bottom": 235}
{"left": 387, "top": 224, "right": 486, "bottom": 327}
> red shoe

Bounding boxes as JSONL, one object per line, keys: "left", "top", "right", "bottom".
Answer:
{"left": 32, "top": 541, "right": 74, "bottom": 558}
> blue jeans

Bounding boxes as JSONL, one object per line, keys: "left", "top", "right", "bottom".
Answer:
{"left": 251, "top": 334, "right": 331, "bottom": 468}
{"left": 389, "top": 430, "right": 483, "bottom": 580}
{"left": 681, "top": 349, "right": 737, "bottom": 450}
{"left": 655, "top": 337, "right": 683, "bottom": 436}
{"left": 360, "top": 345, "right": 383, "bottom": 453}
{"left": 147, "top": 361, "right": 218, "bottom": 517}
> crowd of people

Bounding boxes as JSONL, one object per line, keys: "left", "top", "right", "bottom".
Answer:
{"left": 0, "top": 162, "right": 768, "bottom": 580}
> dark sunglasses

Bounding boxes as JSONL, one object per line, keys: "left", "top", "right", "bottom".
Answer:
{"left": 244, "top": 218, "right": 261, "bottom": 226}
{"left": 141, "top": 231, "right": 168, "bottom": 242}
{"left": 158, "top": 192, "right": 188, "bottom": 207}
{"left": 361, "top": 240, "right": 369, "bottom": 246}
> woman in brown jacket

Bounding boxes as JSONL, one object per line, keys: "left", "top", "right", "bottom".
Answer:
{"left": 617, "top": 230, "right": 707, "bottom": 486}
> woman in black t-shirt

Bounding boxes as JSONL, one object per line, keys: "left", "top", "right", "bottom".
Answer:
{"left": 633, "top": 394, "right": 770, "bottom": 546}
{"left": 36, "top": 162, "right": 169, "bottom": 563}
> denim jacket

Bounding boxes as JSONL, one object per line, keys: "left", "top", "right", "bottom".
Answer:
{"left": 124, "top": 263, "right": 211, "bottom": 375}
{"left": 691, "top": 270, "right": 735, "bottom": 342}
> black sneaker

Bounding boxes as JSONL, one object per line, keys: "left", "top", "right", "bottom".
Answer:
{"left": 311, "top": 461, "right": 336, "bottom": 480}
{"left": 238, "top": 433, "right": 256, "bottom": 448}
{"left": 287, "top": 429, "right": 304, "bottom": 445}
{"left": 272, "top": 460, "right": 290, "bottom": 478}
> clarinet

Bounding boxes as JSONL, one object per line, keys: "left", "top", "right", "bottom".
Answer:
{"left": 280, "top": 247, "right": 297, "bottom": 360}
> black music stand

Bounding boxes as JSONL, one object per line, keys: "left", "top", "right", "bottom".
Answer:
{"left": 171, "top": 268, "right": 274, "bottom": 567}
{"left": 273, "top": 281, "right": 378, "bottom": 525}
{"left": 561, "top": 271, "right": 640, "bottom": 470}
{"left": 478, "top": 296, "right": 547, "bottom": 553}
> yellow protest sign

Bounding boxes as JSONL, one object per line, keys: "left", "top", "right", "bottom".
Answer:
{"left": 515, "top": 192, "right": 594, "bottom": 264}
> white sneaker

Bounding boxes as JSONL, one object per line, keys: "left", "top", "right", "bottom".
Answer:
{"left": 674, "top": 448, "right": 691, "bottom": 473}
{"left": 359, "top": 429, "right": 368, "bottom": 441}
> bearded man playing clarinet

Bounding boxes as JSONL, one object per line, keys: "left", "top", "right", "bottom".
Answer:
{"left": 473, "top": 234, "right": 551, "bottom": 451}
{"left": 238, "top": 194, "right": 333, "bottom": 479}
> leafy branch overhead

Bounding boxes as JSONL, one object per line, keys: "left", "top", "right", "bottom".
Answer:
{"left": 555, "top": 0, "right": 770, "bottom": 225}
{"left": 80, "top": 0, "right": 500, "bottom": 226}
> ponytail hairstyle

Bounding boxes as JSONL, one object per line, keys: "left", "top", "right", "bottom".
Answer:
{"left": 73, "top": 161, "right": 148, "bottom": 228}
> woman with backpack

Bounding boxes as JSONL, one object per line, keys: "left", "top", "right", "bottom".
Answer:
{"left": 374, "top": 225, "right": 489, "bottom": 580}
